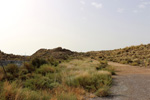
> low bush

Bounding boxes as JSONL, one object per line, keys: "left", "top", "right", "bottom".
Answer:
{"left": 20, "top": 68, "right": 28, "bottom": 75}
{"left": 46, "top": 73, "right": 62, "bottom": 84}
{"left": 6, "top": 64, "right": 19, "bottom": 75}
{"left": 23, "top": 75, "right": 59, "bottom": 90}
{"left": 31, "top": 58, "right": 48, "bottom": 68}
{"left": 5, "top": 64, "right": 19, "bottom": 80}
{"left": 48, "top": 57, "right": 59, "bottom": 66}
{"left": 36, "top": 64, "right": 55, "bottom": 75}
{"left": 67, "top": 71, "right": 112, "bottom": 92}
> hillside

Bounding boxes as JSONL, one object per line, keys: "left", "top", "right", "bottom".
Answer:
{"left": 92, "top": 44, "right": 150, "bottom": 67}
{"left": 1, "top": 44, "right": 150, "bottom": 99}
{"left": 0, "top": 47, "right": 81, "bottom": 62}
{"left": 0, "top": 50, "right": 26, "bottom": 61}
{"left": 1, "top": 44, "right": 150, "bottom": 67}
{"left": 31, "top": 47, "right": 79, "bottom": 60}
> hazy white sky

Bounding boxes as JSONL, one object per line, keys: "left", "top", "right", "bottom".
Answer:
{"left": 0, "top": 0, "right": 150, "bottom": 55}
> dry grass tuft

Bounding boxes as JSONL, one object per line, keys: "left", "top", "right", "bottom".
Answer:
{"left": 97, "top": 70, "right": 111, "bottom": 75}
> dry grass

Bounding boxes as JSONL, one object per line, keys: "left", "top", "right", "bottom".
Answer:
{"left": 50, "top": 85, "right": 86, "bottom": 100}
{"left": 58, "top": 58, "right": 112, "bottom": 98}
{"left": 59, "top": 58, "right": 100, "bottom": 76}
{"left": 0, "top": 58, "right": 113, "bottom": 100}
{"left": 94, "top": 44, "right": 150, "bottom": 67}
{"left": 0, "top": 81, "right": 51, "bottom": 100}
{"left": 97, "top": 70, "right": 111, "bottom": 75}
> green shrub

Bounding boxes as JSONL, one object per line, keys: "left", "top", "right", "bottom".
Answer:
{"left": 46, "top": 73, "right": 62, "bottom": 83}
{"left": 31, "top": 58, "right": 47, "bottom": 68}
{"left": 20, "top": 68, "right": 28, "bottom": 75}
{"left": 48, "top": 57, "right": 59, "bottom": 66}
{"left": 6, "top": 73, "right": 14, "bottom": 80}
{"left": 19, "top": 69, "right": 31, "bottom": 80}
{"left": 5, "top": 64, "right": 19, "bottom": 80}
{"left": 67, "top": 71, "right": 112, "bottom": 92}
{"left": 36, "top": 64, "right": 55, "bottom": 75}
{"left": 23, "top": 75, "right": 59, "bottom": 90}
{"left": 6, "top": 64, "right": 19, "bottom": 75}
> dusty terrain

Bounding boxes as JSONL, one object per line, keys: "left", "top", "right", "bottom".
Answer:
{"left": 91, "top": 62, "right": 150, "bottom": 100}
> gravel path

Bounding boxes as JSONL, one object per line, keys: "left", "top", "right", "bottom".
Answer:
{"left": 90, "top": 62, "right": 150, "bottom": 100}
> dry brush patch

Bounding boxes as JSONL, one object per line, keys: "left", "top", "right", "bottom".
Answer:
{"left": 88, "top": 44, "right": 150, "bottom": 67}
{"left": 0, "top": 58, "right": 113, "bottom": 100}
{"left": 58, "top": 58, "right": 113, "bottom": 97}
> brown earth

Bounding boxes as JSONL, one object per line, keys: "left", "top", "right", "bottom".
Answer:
{"left": 90, "top": 62, "right": 150, "bottom": 100}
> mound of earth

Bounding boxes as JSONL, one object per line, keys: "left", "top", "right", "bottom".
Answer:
{"left": 31, "top": 47, "right": 77, "bottom": 60}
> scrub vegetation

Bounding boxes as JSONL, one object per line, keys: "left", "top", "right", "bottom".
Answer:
{"left": 0, "top": 57, "right": 114, "bottom": 100}
{"left": 1, "top": 43, "right": 150, "bottom": 100}
{"left": 88, "top": 44, "right": 150, "bottom": 67}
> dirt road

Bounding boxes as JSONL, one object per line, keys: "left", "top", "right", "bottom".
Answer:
{"left": 90, "top": 62, "right": 150, "bottom": 100}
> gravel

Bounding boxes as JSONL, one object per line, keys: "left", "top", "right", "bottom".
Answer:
{"left": 90, "top": 62, "right": 150, "bottom": 100}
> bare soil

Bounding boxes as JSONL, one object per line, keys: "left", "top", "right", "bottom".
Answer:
{"left": 90, "top": 62, "right": 150, "bottom": 100}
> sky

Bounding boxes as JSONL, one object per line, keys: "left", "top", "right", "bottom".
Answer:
{"left": 0, "top": 0, "right": 150, "bottom": 55}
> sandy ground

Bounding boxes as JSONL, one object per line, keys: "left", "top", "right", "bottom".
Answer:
{"left": 90, "top": 62, "right": 150, "bottom": 100}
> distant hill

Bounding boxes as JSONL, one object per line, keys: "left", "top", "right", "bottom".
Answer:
{"left": 0, "top": 50, "right": 26, "bottom": 61}
{"left": 0, "top": 47, "right": 79, "bottom": 61}
{"left": 1, "top": 44, "right": 150, "bottom": 67}
{"left": 31, "top": 47, "right": 78, "bottom": 60}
